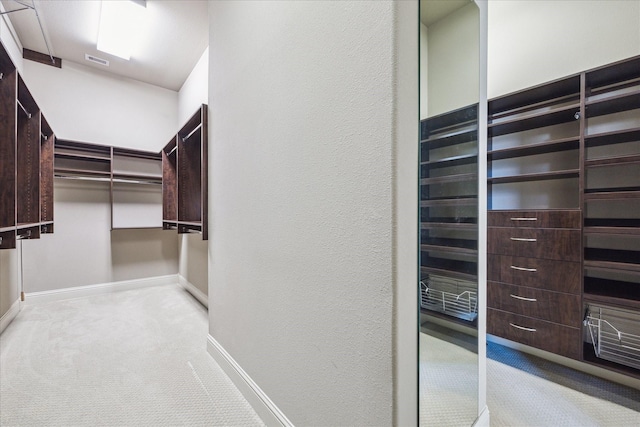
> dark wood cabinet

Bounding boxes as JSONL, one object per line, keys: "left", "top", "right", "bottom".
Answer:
{"left": 487, "top": 55, "right": 640, "bottom": 376}
{"left": 0, "top": 41, "right": 56, "bottom": 249}
{"left": 487, "top": 308, "right": 581, "bottom": 360}
{"left": 487, "top": 210, "right": 582, "bottom": 359}
{"left": 0, "top": 42, "right": 17, "bottom": 249}
{"left": 162, "top": 105, "right": 208, "bottom": 240}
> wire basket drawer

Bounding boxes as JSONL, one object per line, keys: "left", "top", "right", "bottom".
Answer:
{"left": 420, "top": 274, "right": 478, "bottom": 322}
{"left": 584, "top": 304, "right": 640, "bottom": 371}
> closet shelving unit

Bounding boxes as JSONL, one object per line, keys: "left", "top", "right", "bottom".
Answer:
{"left": 420, "top": 104, "right": 479, "bottom": 323}
{"left": 581, "top": 56, "right": 640, "bottom": 376}
{"left": 0, "top": 41, "right": 56, "bottom": 249}
{"left": 0, "top": 42, "right": 18, "bottom": 250}
{"left": 53, "top": 140, "right": 163, "bottom": 230}
{"left": 484, "top": 55, "right": 640, "bottom": 377}
{"left": 162, "top": 104, "right": 208, "bottom": 240}
{"left": 110, "top": 147, "right": 162, "bottom": 230}
{"left": 486, "top": 74, "right": 584, "bottom": 360}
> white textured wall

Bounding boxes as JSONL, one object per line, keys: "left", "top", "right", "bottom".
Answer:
{"left": 208, "top": 1, "right": 417, "bottom": 425}
{"left": 178, "top": 47, "right": 209, "bottom": 125}
{"left": 177, "top": 47, "right": 209, "bottom": 299}
{"left": 427, "top": 3, "right": 479, "bottom": 116}
{"left": 22, "top": 60, "right": 177, "bottom": 151}
{"left": 420, "top": 22, "right": 428, "bottom": 120}
{"left": 488, "top": 0, "right": 640, "bottom": 98}
{"left": 21, "top": 180, "right": 178, "bottom": 293}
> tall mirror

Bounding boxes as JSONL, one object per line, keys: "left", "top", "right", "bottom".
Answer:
{"left": 419, "top": 1, "right": 480, "bottom": 426}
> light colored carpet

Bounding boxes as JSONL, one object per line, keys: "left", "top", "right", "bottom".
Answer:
{"left": 420, "top": 324, "right": 640, "bottom": 427}
{"left": 0, "top": 284, "right": 264, "bottom": 427}
{"left": 420, "top": 324, "right": 478, "bottom": 427}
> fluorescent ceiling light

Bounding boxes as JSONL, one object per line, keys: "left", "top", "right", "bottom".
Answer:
{"left": 97, "top": 0, "right": 147, "bottom": 60}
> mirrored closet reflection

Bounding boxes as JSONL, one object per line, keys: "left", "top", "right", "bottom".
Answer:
{"left": 419, "top": 1, "right": 480, "bottom": 426}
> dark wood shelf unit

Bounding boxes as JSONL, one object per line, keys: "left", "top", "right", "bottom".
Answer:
{"left": 420, "top": 221, "right": 477, "bottom": 231}
{"left": 16, "top": 75, "right": 41, "bottom": 231}
{"left": 162, "top": 104, "right": 208, "bottom": 239}
{"left": 55, "top": 139, "right": 112, "bottom": 177}
{"left": 420, "top": 104, "right": 479, "bottom": 324}
{"left": 488, "top": 137, "right": 579, "bottom": 161}
{"left": 583, "top": 190, "right": 640, "bottom": 201}
{"left": 585, "top": 90, "right": 640, "bottom": 119}
{"left": 582, "top": 57, "right": 639, "bottom": 354}
{"left": 585, "top": 154, "right": 640, "bottom": 168}
{"left": 420, "top": 153, "right": 478, "bottom": 168}
{"left": 488, "top": 169, "right": 579, "bottom": 185}
{"left": 489, "top": 103, "right": 581, "bottom": 138}
{"left": 40, "top": 115, "right": 54, "bottom": 233}
{"left": 0, "top": 42, "right": 17, "bottom": 248}
{"left": 0, "top": 41, "right": 57, "bottom": 248}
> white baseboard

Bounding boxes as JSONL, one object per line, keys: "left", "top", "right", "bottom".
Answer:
{"left": 473, "top": 405, "right": 490, "bottom": 427}
{"left": 178, "top": 274, "right": 208, "bottom": 308}
{"left": 488, "top": 334, "right": 640, "bottom": 391}
{"left": 207, "top": 334, "right": 293, "bottom": 427}
{"left": 0, "top": 299, "right": 20, "bottom": 335}
{"left": 24, "top": 274, "right": 178, "bottom": 305}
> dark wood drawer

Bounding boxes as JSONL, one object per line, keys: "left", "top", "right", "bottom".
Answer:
{"left": 488, "top": 210, "right": 581, "bottom": 229}
{"left": 488, "top": 308, "right": 581, "bottom": 359}
{"left": 488, "top": 228, "right": 580, "bottom": 261}
{"left": 488, "top": 282, "right": 581, "bottom": 327}
{"left": 488, "top": 255, "right": 580, "bottom": 294}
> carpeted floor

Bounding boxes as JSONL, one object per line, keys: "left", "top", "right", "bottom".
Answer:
{"left": 420, "top": 324, "right": 640, "bottom": 427}
{"left": 0, "top": 284, "right": 264, "bottom": 427}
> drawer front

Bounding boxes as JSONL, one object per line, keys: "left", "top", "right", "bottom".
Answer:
{"left": 488, "top": 282, "right": 581, "bottom": 327}
{"left": 488, "top": 210, "right": 581, "bottom": 229}
{"left": 488, "top": 255, "right": 581, "bottom": 294}
{"left": 488, "top": 308, "right": 581, "bottom": 359}
{"left": 488, "top": 228, "right": 580, "bottom": 261}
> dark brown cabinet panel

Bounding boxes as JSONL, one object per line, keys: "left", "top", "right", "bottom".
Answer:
{"left": 488, "top": 308, "right": 581, "bottom": 360}
{"left": 488, "top": 282, "right": 581, "bottom": 327}
{"left": 40, "top": 116, "right": 54, "bottom": 233}
{"left": 488, "top": 210, "right": 581, "bottom": 229}
{"left": 16, "top": 76, "right": 40, "bottom": 229}
{"left": 162, "top": 105, "right": 208, "bottom": 240}
{"left": 488, "top": 255, "right": 580, "bottom": 294}
{"left": 488, "top": 228, "right": 580, "bottom": 261}
{"left": 1, "top": 43, "right": 55, "bottom": 248}
{"left": 0, "top": 43, "right": 17, "bottom": 240}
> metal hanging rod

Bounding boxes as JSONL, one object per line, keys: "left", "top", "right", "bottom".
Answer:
{"left": 17, "top": 99, "right": 31, "bottom": 118}
{"left": 0, "top": 73, "right": 3, "bottom": 80}
{"left": 41, "top": 132, "right": 47, "bottom": 140}
{"left": 2, "top": 1, "right": 56, "bottom": 65}
{"left": 182, "top": 123, "right": 202, "bottom": 142}
{"left": 54, "top": 174, "right": 111, "bottom": 183}
{"left": 168, "top": 145, "right": 178, "bottom": 156}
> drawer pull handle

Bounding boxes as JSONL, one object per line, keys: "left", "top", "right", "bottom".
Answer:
{"left": 510, "top": 217, "right": 537, "bottom": 221}
{"left": 509, "top": 323, "right": 536, "bottom": 332}
{"left": 510, "top": 265, "right": 537, "bottom": 272}
{"left": 510, "top": 237, "right": 537, "bottom": 242}
{"left": 510, "top": 294, "right": 537, "bottom": 302}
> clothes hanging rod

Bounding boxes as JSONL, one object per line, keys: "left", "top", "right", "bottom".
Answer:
{"left": 54, "top": 174, "right": 110, "bottom": 183}
{"left": 16, "top": 99, "right": 31, "bottom": 118}
{"left": 4, "top": 1, "right": 56, "bottom": 65}
{"left": 0, "top": 7, "right": 29, "bottom": 15}
{"left": 168, "top": 145, "right": 178, "bottom": 156}
{"left": 0, "top": 73, "right": 4, "bottom": 80}
{"left": 182, "top": 123, "right": 202, "bottom": 142}
{"left": 41, "top": 132, "right": 47, "bottom": 140}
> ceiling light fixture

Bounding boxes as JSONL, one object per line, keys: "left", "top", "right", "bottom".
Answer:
{"left": 97, "top": 0, "right": 147, "bottom": 60}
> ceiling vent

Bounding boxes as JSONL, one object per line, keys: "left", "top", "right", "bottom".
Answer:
{"left": 85, "top": 54, "right": 109, "bottom": 67}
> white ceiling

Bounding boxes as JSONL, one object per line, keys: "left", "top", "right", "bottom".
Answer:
{"left": 0, "top": 0, "right": 208, "bottom": 91}
{"left": 420, "top": 0, "right": 471, "bottom": 27}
